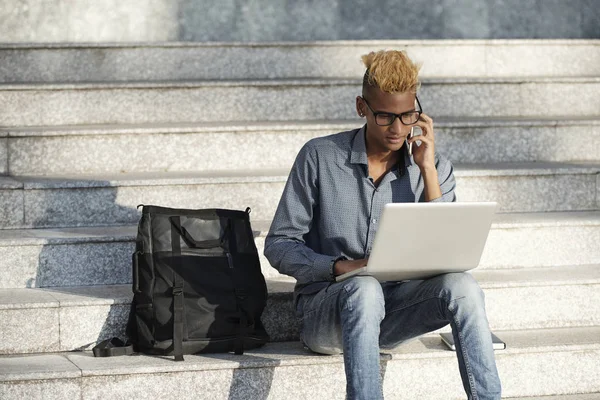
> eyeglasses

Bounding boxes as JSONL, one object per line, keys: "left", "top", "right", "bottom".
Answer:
{"left": 361, "top": 96, "right": 422, "bottom": 126}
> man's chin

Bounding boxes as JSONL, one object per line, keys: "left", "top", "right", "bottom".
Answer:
{"left": 385, "top": 142, "right": 405, "bottom": 152}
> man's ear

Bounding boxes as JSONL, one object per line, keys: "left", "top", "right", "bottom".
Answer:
{"left": 355, "top": 96, "right": 364, "bottom": 117}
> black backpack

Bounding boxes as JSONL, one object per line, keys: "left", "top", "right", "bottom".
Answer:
{"left": 123, "top": 205, "right": 269, "bottom": 361}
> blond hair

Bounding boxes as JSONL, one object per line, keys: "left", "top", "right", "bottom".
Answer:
{"left": 361, "top": 50, "right": 421, "bottom": 94}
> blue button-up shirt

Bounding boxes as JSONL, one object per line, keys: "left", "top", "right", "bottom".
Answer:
{"left": 264, "top": 125, "right": 456, "bottom": 297}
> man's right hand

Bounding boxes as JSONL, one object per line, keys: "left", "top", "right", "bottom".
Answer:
{"left": 334, "top": 258, "right": 369, "bottom": 276}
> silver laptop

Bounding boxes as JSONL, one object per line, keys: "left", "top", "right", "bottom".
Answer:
{"left": 335, "top": 202, "right": 497, "bottom": 282}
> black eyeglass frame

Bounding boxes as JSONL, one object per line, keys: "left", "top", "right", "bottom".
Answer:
{"left": 361, "top": 95, "right": 423, "bottom": 126}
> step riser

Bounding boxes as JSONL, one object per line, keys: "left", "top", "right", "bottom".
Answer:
{"left": 7, "top": 123, "right": 600, "bottom": 175}
{"left": 0, "top": 137, "right": 5, "bottom": 175}
{"left": 2, "top": 349, "right": 600, "bottom": 400}
{"left": 1, "top": 81, "right": 598, "bottom": 127}
{"left": 2, "top": 224, "right": 600, "bottom": 289}
{"left": 2, "top": 43, "right": 599, "bottom": 82}
{"left": 2, "top": 283, "right": 599, "bottom": 354}
{"left": 0, "top": 174, "right": 597, "bottom": 229}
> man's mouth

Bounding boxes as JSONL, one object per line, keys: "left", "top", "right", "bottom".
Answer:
{"left": 386, "top": 136, "right": 406, "bottom": 144}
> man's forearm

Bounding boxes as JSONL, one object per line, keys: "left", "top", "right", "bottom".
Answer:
{"left": 421, "top": 166, "right": 442, "bottom": 202}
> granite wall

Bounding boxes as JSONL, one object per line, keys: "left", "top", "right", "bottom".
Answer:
{"left": 0, "top": 0, "right": 599, "bottom": 42}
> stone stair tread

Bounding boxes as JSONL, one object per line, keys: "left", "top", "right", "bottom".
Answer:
{"left": 7, "top": 161, "right": 599, "bottom": 190}
{"left": 3, "top": 76, "right": 600, "bottom": 91}
{"left": 1, "top": 264, "right": 599, "bottom": 310}
{"left": 1, "top": 325, "right": 600, "bottom": 382}
{"left": 1, "top": 210, "right": 599, "bottom": 244}
{"left": 3, "top": 38, "right": 600, "bottom": 49}
{"left": 518, "top": 395, "right": 600, "bottom": 400}
{"left": 2, "top": 116, "right": 600, "bottom": 138}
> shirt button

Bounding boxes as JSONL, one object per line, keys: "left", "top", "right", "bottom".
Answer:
{"left": 372, "top": 218, "right": 377, "bottom": 224}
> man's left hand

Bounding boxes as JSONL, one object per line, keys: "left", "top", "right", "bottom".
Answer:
{"left": 408, "top": 113, "right": 436, "bottom": 172}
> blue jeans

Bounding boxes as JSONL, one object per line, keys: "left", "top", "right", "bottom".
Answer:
{"left": 297, "top": 273, "right": 502, "bottom": 400}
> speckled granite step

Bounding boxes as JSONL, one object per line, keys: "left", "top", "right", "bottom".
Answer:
{"left": 1, "top": 326, "right": 599, "bottom": 399}
{"left": 519, "top": 395, "right": 600, "bottom": 400}
{"left": 1, "top": 265, "right": 600, "bottom": 354}
{"left": 1, "top": 211, "right": 599, "bottom": 289}
{"left": 1, "top": 77, "right": 599, "bottom": 127}
{"left": 0, "top": 162, "right": 598, "bottom": 229}
{"left": 1, "top": 40, "right": 599, "bottom": 82}
{"left": 2, "top": 118, "right": 599, "bottom": 176}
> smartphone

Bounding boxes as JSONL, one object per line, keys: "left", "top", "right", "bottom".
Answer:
{"left": 407, "top": 126, "right": 422, "bottom": 157}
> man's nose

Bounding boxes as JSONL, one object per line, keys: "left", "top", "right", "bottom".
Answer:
{"left": 389, "top": 117, "right": 408, "bottom": 135}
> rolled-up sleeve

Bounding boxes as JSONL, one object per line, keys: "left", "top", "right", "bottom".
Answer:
{"left": 264, "top": 143, "right": 338, "bottom": 284}
{"left": 426, "top": 153, "right": 457, "bottom": 203}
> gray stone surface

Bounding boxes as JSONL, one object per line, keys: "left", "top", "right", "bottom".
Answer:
{"left": 0, "top": 178, "right": 24, "bottom": 228}
{"left": 0, "top": 307, "right": 60, "bottom": 354}
{"left": 489, "top": 0, "right": 538, "bottom": 39}
{"left": 0, "top": 137, "right": 6, "bottom": 175}
{"left": 0, "top": 244, "right": 41, "bottom": 288}
{"left": 1, "top": 212, "right": 599, "bottom": 288}
{"left": 0, "top": 354, "right": 80, "bottom": 382}
{"left": 520, "top": 395, "right": 600, "bottom": 400}
{"left": 35, "top": 242, "right": 133, "bottom": 288}
{"left": 1, "top": 78, "right": 599, "bottom": 127}
{"left": 3, "top": 41, "right": 599, "bottom": 83}
{"left": 0, "top": 354, "right": 81, "bottom": 399}
{"left": 485, "top": 42, "right": 600, "bottom": 77}
{"left": 6, "top": 118, "right": 599, "bottom": 175}
{"left": 7, "top": 127, "right": 326, "bottom": 175}
{"left": 2, "top": 266, "right": 600, "bottom": 353}
{"left": 442, "top": 0, "right": 490, "bottom": 39}
{"left": 21, "top": 177, "right": 286, "bottom": 228}
{"left": 523, "top": 81, "right": 600, "bottom": 119}
{"left": 262, "top": 288, "right": 301, "bottom": 342}
{"left": 582, "top": 0, "right": 600, "bottom": 38}
{"left": 0, "top": 0, "right": 598, "bottom": 42}
{"left": 10, "top": 163, "right": 597, "bottom": 228}
{"left": 455, "top": 167, "right": 598, "bottom": 212}
{"left": 481, "top": 222, "right": 600, "bottom": 268}
{"left": 1, "top": 328, "right": 599, "bottom": 399}
{"left": 0, "top": 379, "right": 81, "bottom": 400}
{"left": 536, "top": 0, "right": 584, "bottom": 39}
{"left": 58, "top": 303, "right": 130, "bottom": 351}
{"left": 0, "top": 230, "right": 137, "bottom": 288}
{"left": 0, "top": 0, "right": 178, "bottom": 42}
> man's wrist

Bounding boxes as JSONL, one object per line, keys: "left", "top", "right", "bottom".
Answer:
{"left": 330, "top": 256, "right": 347, "bottom": 279}
{"left": 419, "top": 164, "right": 437, "bottom": 176}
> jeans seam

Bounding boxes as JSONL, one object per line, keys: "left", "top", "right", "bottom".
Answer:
{"left": 448, "top": 299, "right": 478, "bottom": 400}
{"left": 385, "top": 294, "right": 478, "bottom": 399}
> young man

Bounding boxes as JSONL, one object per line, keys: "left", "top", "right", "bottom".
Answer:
{"left": 264, "top": 50, "right": 501, "bottom": 399}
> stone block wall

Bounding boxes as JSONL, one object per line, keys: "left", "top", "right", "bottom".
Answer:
{"left": 0, "top": 0, "right": 598, "bottom": 42}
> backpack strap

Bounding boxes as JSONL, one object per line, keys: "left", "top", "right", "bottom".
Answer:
{"left": 234, "top": 289, "right": 249, "bottom": 355}
{"left": 92, "top": 338, "right": 134, "bottom": 357}
{"left": 228, "top": 219, "right": 248, "bottom": 356}
{"left": 171, "top": 216, "right": 185, "bottom": 362}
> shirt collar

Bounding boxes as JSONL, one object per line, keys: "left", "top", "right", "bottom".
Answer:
{"left": 350, "top": 125, "right": 413, "bottom": 168}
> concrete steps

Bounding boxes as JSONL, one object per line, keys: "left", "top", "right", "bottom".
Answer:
{"left": 519, "top": 395, "right": 600, "bottom": 400}
{"left": 0, "top": 163, "right": 598, "bottom": 229}
{"left": 2, "top": 118, "right": 599, "bottom": 176}
{"left": 1, "top": 211, "right": 600, "bottom": 289}
{"left": 1, "top": 265, "right": 600, "bottom": 354}
{"left": 1, "top": 77, "right": 599, "bottom": 127}
{"left": 0, "top": 37, "right": 598, "bottom": 399}
{"left": 1, "top": 326, "right": 600, "bottom": 399}
{"left": 1, "top": 40, "right": 599, "bottom": 82}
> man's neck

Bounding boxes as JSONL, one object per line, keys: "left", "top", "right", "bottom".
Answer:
{"left": 365, "top": 135, "right": 399, "bottom": 167}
